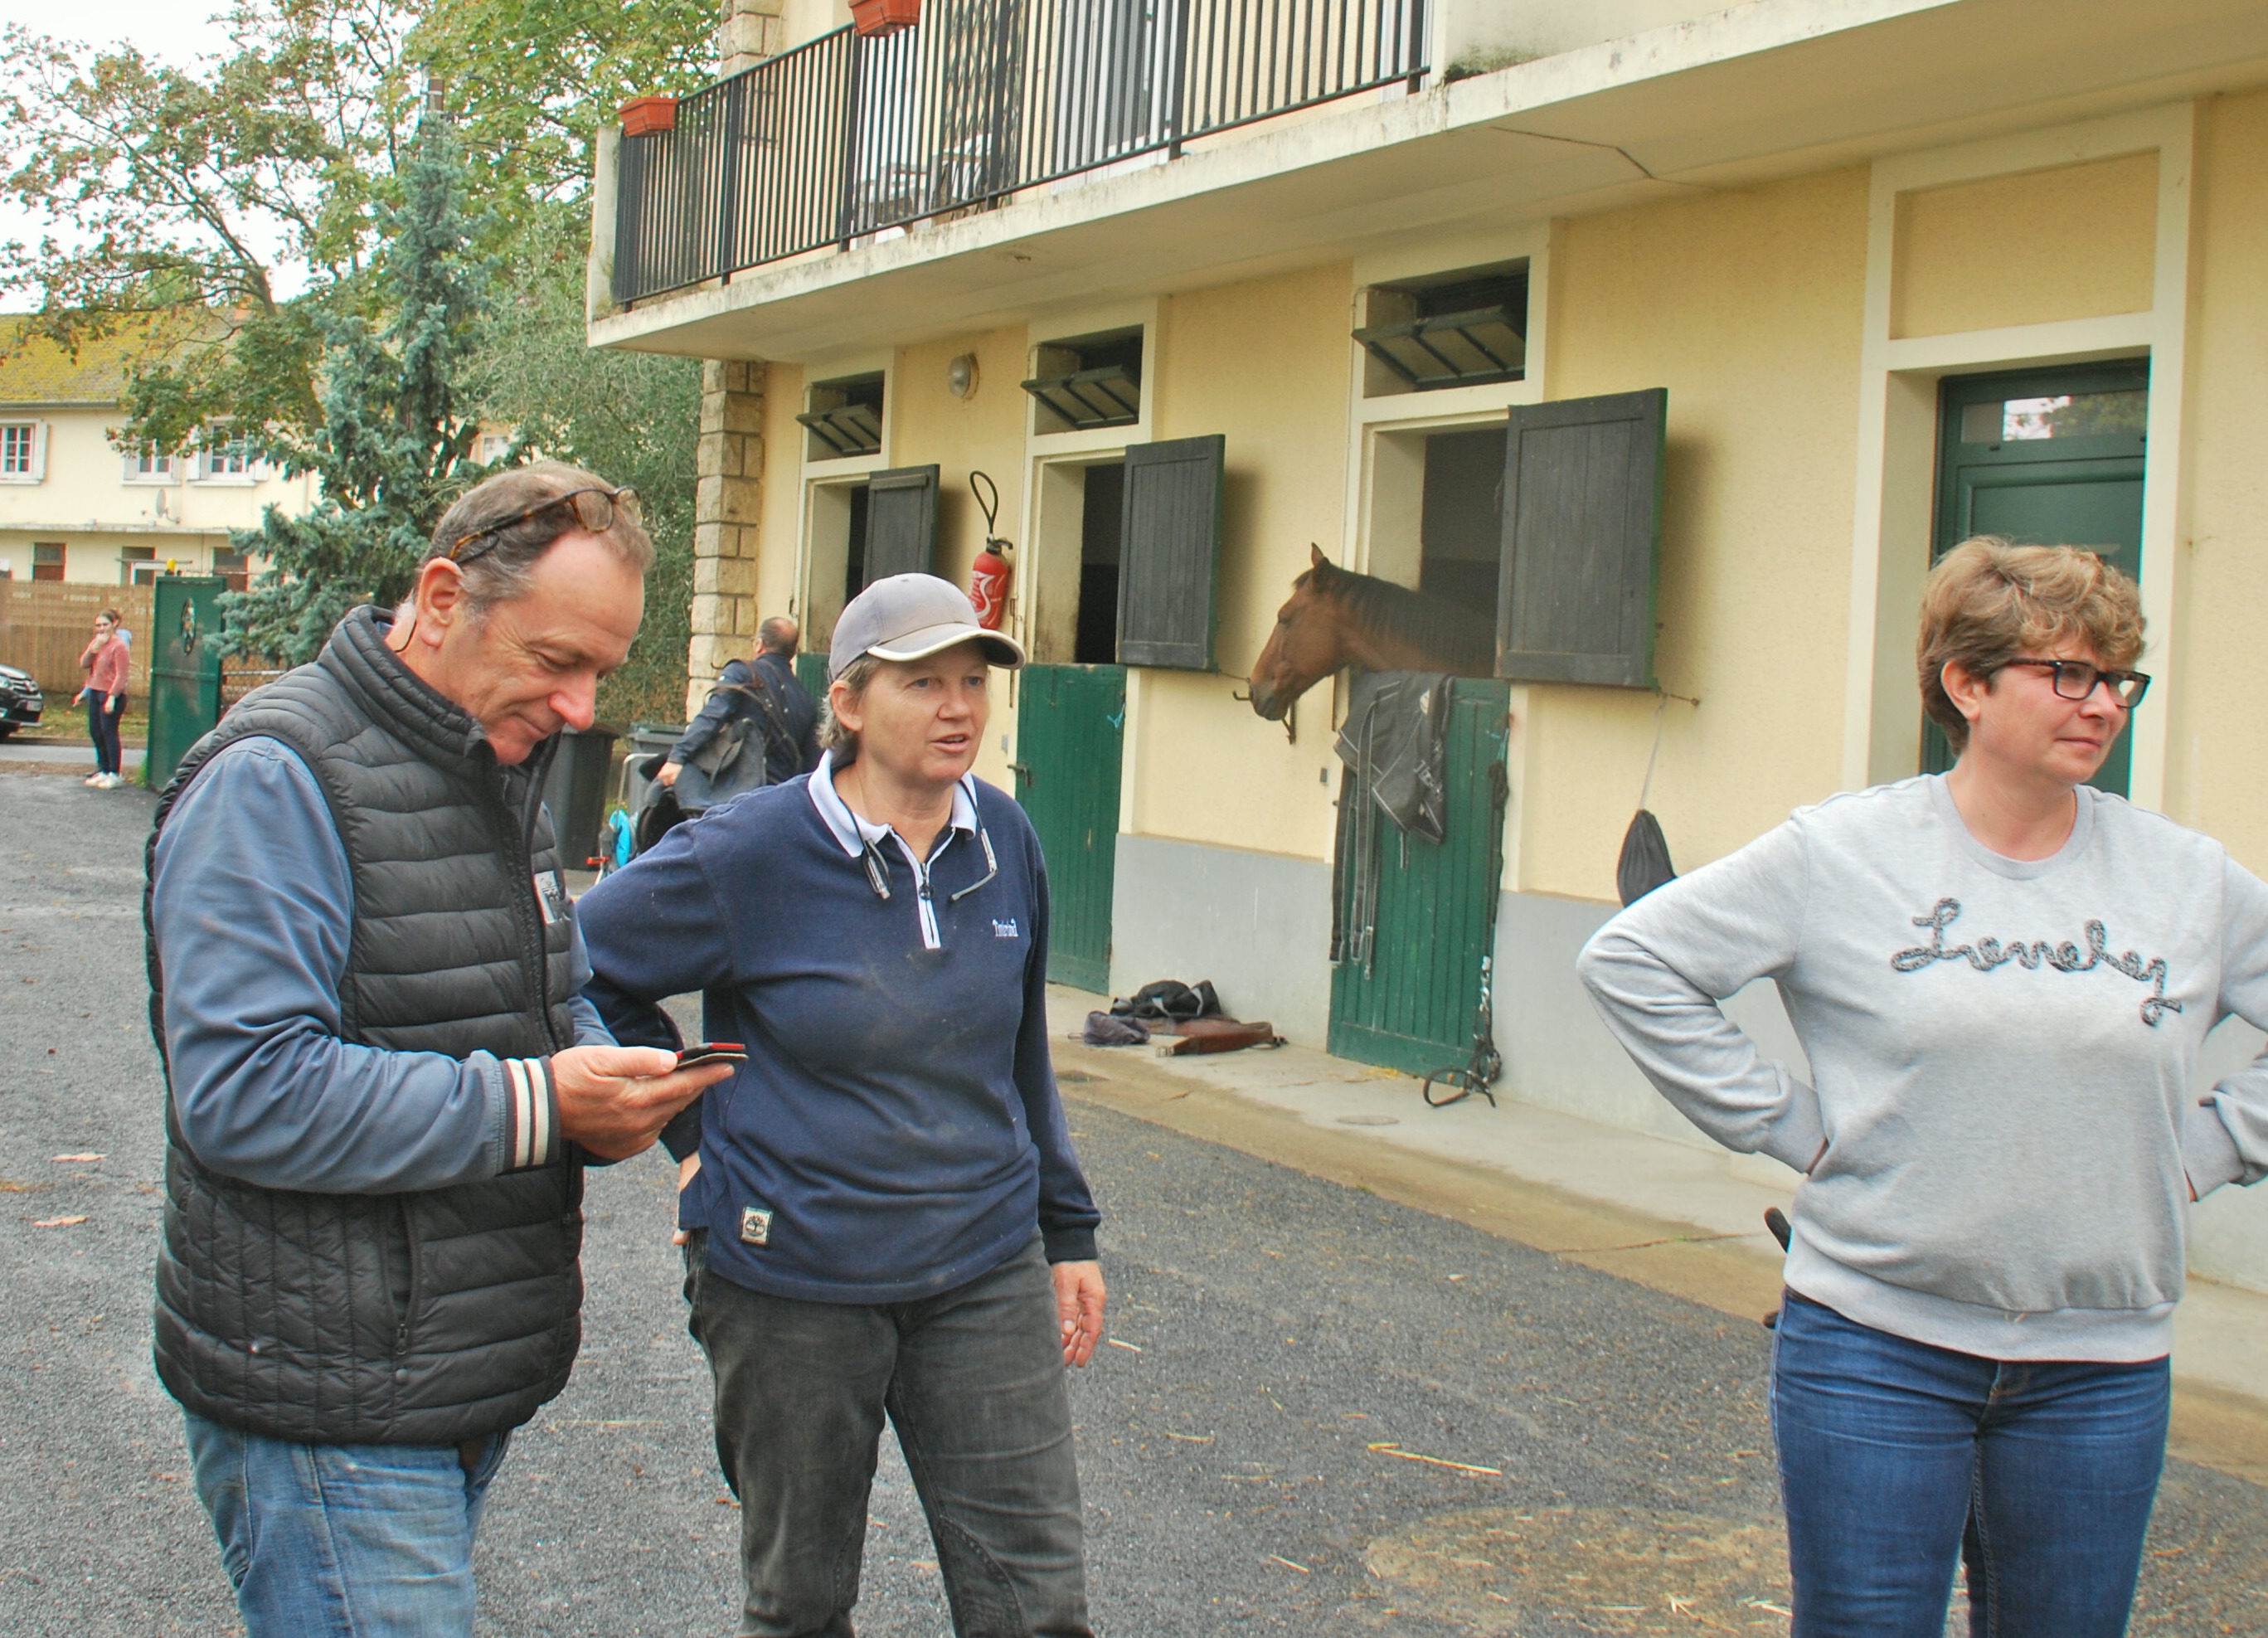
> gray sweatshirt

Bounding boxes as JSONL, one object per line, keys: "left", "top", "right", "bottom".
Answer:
{"left": 1578, "top": 775, "right": 2268, "bottom": 1362}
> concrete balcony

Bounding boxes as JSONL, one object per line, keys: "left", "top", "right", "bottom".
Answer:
{"left": 589, "top": 0, "right": 2268, "bottom": 362}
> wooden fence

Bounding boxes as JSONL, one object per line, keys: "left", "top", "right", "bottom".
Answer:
{"left": 0, "top": 582, "right": 154, "bottom": 700}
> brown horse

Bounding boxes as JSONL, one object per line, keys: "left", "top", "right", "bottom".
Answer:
{"left": 1246, "top": 546, "right": 1496, "bottom": 722}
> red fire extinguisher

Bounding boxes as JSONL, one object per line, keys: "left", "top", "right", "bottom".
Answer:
{"left": 968, "top": 470, "right": 1012, "bottom": 631}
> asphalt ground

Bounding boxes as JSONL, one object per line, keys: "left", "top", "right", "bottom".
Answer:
{"left": 1, "top": 768, "right": 2264, "bottom": 1636}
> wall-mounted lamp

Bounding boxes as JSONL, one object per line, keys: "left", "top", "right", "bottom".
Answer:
{"left": 946, "top": 354, "right": 979, "bottom": 400}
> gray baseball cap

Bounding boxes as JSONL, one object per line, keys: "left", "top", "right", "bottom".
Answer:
{"left": 828, "top": 573, "right": 1026, "bottom": 680}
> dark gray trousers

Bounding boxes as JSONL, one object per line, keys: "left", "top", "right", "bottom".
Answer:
{"left": 684, "top": 1234, "right": 1092, "bottom": 1638}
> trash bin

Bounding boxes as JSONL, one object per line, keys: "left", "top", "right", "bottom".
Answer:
{"left": 618, "top": 722, "right": 686, "bottom": 820}
{"left": 543, "top": 727, "right": 619, "bottom": 868}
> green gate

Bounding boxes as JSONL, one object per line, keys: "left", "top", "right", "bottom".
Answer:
{"left": 1013, "top": 664, "right": 1125, "bottom": 992}
{"left": 145, "top": 576, "right": 226, "bottom": 790}
{"left": 1328, "top": 678, "right": 1512, "bottom": 1077}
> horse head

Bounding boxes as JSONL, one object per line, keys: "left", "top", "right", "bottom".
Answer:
{"left": 1247, "top": 545, "right": 1347, "bottom": 722}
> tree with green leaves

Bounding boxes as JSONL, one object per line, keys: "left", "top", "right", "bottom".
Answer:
{"left": 224, "top": 109, "right": 498, "bottom": 664}
{"left": 465, "top": 261, "right": 699, "bottom": 724}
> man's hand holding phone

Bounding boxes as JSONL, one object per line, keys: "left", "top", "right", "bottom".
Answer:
{"left": 552, "top": 1045, "right": 734, "bottom": 1161}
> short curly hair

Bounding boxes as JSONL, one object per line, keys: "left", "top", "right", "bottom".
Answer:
{"left": 1917, "top": 537, "right": 2144, "bottom": 754}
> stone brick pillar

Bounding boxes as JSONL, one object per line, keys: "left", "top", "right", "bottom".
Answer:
{"left": 685, "top": 0, "right": 785, "bottom": 717}
{"left": 719, "top": 0, "right": 785, "bottom": 73}
{"left": 687, "top": 359, "right": 765, "bottom": 716}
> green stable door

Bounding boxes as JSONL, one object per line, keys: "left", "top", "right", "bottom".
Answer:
{"left": 146, "top": 576, "right": 227, "bottom": 790}
{"left": 1328, "top": 678, "right": 1512, "bottom": 1077}
{"left": 1013, "top": 664, "right": 1125, "bottom": 992}
{"left": 1931, "top": 362, "right": 2149, "bottom": 795}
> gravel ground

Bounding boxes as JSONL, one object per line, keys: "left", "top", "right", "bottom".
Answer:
{"left": 1, "top": 770, "right": 2262, "bottom": 1636}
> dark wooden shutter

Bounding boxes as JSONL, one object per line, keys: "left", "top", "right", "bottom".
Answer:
{"left": 1495, "top": 389, "right": 1666, "bottom": 688}
{"left": 1116, "top": 435, "right": 1224, "bottom": 670}
{"left": 862, "top": 464, "right": 940, "bottom": 586}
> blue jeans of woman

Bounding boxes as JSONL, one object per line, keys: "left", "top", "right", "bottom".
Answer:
{"left": 684, "top": 1232, "right": 1091, "bottom": 1638}
{"left": 1770, "top": 1290, "right": 2168, "bottom": 1638}
{"left": 184, "top": 1412, "right": 512, "bottom": 1637}
{"left": 85, "top": 688, "right": 122, "bottom": 775}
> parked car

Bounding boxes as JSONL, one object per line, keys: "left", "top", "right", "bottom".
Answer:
{"left": 0, "top": 665, "right": 45, "bottom": 737}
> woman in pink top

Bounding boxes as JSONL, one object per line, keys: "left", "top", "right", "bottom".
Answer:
{"left": 78, "top": 609, "right": 129, "bottom": 789}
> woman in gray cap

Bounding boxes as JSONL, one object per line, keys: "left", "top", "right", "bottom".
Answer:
{"left": 577, "top": 573, "right": 1105, "bottom": 1638}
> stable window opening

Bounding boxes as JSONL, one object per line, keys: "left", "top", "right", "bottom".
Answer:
{"left": 1076, "top": 461, "right": 1124, "bottom": 663}
{"left": 1357, "top": 263, "right": 1528, "bottom": 397}
{"left": 1420, "top": 427, "right": 1506, "bottom": 626}
{"left": 803, "top": 481, "right": 872, "bottom": 653}
{"left": 799, "top": 373, "right": 886, "bottom": 460}
{"left": 1023, "top": 329, "right": 1144, "bottom": 435}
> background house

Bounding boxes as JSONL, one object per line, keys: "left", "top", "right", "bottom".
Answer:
{"left": 589, "top": 0, "right": 2268, "bottom": 1296}
{"left": 0, "top": 318, "right": 307, "bottom": 590}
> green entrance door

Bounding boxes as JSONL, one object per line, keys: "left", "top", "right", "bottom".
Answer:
{"left": 1013, "top": 663, "right": 1125, "bottom": 991}
{"left": 1930, "top": 362, "right": 2149, "bottom": 795}
{"left": 146, "top": 575, "right": 226, "bottom": 790}
{"left": 1328, "top": 678, "right": 1512, "bottom": 1077}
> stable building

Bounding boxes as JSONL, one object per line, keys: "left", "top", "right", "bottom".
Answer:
{"left": 588, "top": 0, "right": 2268, "bottom": 1294}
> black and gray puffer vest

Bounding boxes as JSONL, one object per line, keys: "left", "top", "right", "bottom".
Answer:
{"left": 147, "top": 605, "right": 585, "bottom": 1446}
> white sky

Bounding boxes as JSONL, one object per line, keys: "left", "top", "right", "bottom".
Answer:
{"left": 0, "top": 2, "right": 248, "bottom": 311}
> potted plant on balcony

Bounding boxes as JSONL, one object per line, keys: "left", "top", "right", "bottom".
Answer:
{"left": 850, "top": 0, "right": 918, "bottom": 36}
{"left": 619, "top": 96, "right": 678, "bottom": 137}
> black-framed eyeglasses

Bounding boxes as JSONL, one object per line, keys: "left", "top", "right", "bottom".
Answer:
{"left": 448, "top": 486, "right": 639, "bottom": 566}
{"left": 2000, "top": 658, "right": 2151, "bottom": 708}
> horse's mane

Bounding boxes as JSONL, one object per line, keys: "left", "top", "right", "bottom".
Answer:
{"left": 1312, "top": 562, "right": 1496, "bottom": 670}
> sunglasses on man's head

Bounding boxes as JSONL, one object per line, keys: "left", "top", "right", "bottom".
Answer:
{"left": 448, "top": 486, "right": 639, "bottom": 566}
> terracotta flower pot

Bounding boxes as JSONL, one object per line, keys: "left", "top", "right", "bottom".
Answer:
{"left": 619, "top": 96, "right": 678, "bottom": 137}
{"left": 850, "top": 0, "right": 919, "bottom": 37}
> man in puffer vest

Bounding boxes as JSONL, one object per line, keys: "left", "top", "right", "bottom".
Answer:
{"left": 145, "top": 463, "right": 735, "bottom": 1637}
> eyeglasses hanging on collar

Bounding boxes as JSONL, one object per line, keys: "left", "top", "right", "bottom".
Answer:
{"left": 857, "top": 822, "right": 999, "bottom": 903}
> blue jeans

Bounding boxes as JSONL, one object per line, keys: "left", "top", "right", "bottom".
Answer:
{"left": 1770, "top": 1291, "right": 2168, "bottom": 1638}
{"left": 685, "top": 1232, "right": 1090, "bottom": 1638}
{"left": 184, "top": 1412, "right": 512, "bottom": 1637}
{"left": 85, "top": 688, "right": 123, "bottom": 775}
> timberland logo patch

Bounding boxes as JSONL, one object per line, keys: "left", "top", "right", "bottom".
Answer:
{"left": 992, "top": 918, "right": 1020, "bottom": 939}
{"left": 739, "top": 1207, "right": 773, "bottom": 1247}
{"left": 1891, "top": 897, "right": 2182, "bottom": 1027}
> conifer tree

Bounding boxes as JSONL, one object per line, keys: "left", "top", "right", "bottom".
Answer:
{"left": 223, "top": 109, "right": 502, "bottom": 663}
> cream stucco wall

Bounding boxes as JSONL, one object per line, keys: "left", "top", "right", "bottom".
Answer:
{"left": 887, "top": 328, "right": 1031, "bottom": 792}
{"left": 1518, "top": 166, "right": 1869, "bottom": 902}
{"left": 0, "top": 406, "right": 299, "bottom": 583}
{"left": 2168, "top": 89, "right": 2268, "bottom": 876}
{"left": 1890, "top": 151, "right": 2159, "bottom": 341}
{"left": 1127, "top": 264, "right": 1353, "bottom": 863}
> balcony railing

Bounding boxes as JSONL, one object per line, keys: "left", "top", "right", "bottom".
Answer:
{"left": 611, "top": 0, "right": 1426, "bottom": 304}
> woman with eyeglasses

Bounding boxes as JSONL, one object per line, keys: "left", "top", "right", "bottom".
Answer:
{"left": 576, "top": 572, "right": 1105, "bottom": 1638}
{"left": 1581, "top": 537, "right": 2268, "bottom": 1637}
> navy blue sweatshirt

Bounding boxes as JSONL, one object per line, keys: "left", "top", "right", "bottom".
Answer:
{"left": 576, "top": 758, "right": 1100, "bottom": 1303}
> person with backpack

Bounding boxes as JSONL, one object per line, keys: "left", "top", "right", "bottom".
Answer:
{"left": 659, "top": 615, "right": 819, "bottom": 798}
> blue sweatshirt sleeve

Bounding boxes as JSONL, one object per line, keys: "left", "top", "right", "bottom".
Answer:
{"left": 1014, "top": 819, "right": 1101, "bottom": 1264}
{"left": 152, "top": 736, "right": 566, "bottom": 1192}
{"left": 575, "top": 818, "right": 736, "bottom": 1160}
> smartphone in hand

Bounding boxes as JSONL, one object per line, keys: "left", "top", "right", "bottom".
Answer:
{"left": 676, "top": 1042, "right": 749, "bottom": 1068}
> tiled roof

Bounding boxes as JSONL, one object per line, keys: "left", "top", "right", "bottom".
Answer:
{"left": 0, "top": 313, "right": 226, "bottom": 407}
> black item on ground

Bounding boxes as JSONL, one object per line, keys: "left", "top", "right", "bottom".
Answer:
{"left": 1083, "top": 1012, "right": 1150, "bottom": 1047}
{"left": 1109, "top": 979, "right": 1221, "bottom": 1022}
{"left": 1616, "top": 809, "right": 1677, "bottom": 906}
{"left": 542, "top": 725, "right": 618, "bottom": 867}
